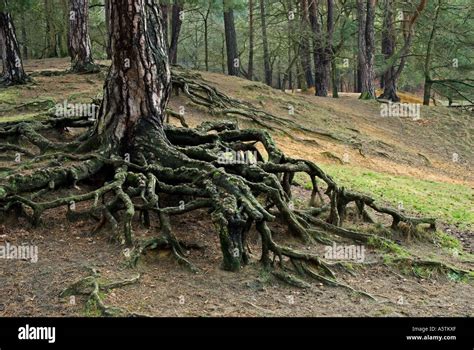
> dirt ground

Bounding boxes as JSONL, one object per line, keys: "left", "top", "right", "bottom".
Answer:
{"left": 0, "top": 59, "right": 472, "bottom": 317}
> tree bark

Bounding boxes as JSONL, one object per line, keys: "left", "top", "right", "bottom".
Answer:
{"left": 198, "top": 3, "right": 211, "bottom": 72}
{"left": 299, "top": 0, "right": 314, "bottom": 90}
{"left": 68, "top": 0, "right": 97, "bottom": 73}
{"left": 378, "top": 0, "right": 427, "bottom": 101}
{"left": 105, "top": 0, "right": 112, "bottom": 59}
{"left": 21, "top": 13, "right": 28, "bottom": 60}
{"left": 356, "top": 0, "right": 375, "bottom": 99}
{"left": 223, "top": 0, "right": 239, "bottom": 76}
{"left": 379, "top": 0, "right": 399, "bottom": 101}
{"left": 423, "top": 0, "right": 441, "bottom": 105}
{"left": 310, "top": 0, "right": 334, "bottom": 97}
{"left": 331, "top": 57, "right": 338, "bottom": 98}
{"left": 259, "top": 0, "right": 271, "bottom": 85}
{"left": 58, "top": 0, "right": 69, "bottom": 57}
{"left": 160, "top": 3, "right": 168, "bottom": 47}
{"left": 44, "top": 0, "right": 58, "bottom": 58}
{"left": 247, "top": 0, "right": 254, "bottom": 80}
{"left": 0, "top": 10, "right": 29, "bottom": 85}
{"left": 92, "top": 0, "right": 171, "bottom": 150}
{"left": 169, "top": 0, "right": 183, "bottom": 65}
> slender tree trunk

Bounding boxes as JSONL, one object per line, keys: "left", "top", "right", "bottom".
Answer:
{"left": 68, "top": 0, "right": 98, "bottom": 73}
{"left": 200, "top": 4, "right": 211, "bottom": 72}
{"left": 356, "top": 0, "right": 376, "bottom": 99}
{"left": 58, "top": 0, "right": 69, "bottom": 57}
{"left": 310, "top": 0, "right": 333, "bottom": 97}
{"left": 247, "top": 0, "right": 254, "bottom": 80}
{"left": 0, "top": 10, "right": 29, "bottom": 85}
{"left": 44, "top": 0, "right": 58, "bottom": 57}
{"left": 423, "top": 0, "right": 441, "bottom": 106}
{"left": 105, "top": 0, "right": 112, "bottom": 59}
{"left": 379, "top": 0, "right": 399, "bottom": 101}
{"left": 21, "top": 14, "right": 28, "bottom": 60}
{"left": 204, "top": 16, "right": 209, "bottom": 71}
{"left": 93, "top": 0, "right": 171, "bottom": 149}
{"left": 221, "top": 33, "right": 226, "bottom": 74}
{"left": 286, "top": 0, "right": 293, "bottom": 90}
{"left": 223, "top": 0, "right": 239, "bottom": 76}
{"left": 160, "top": 3, "right": 169, "bottom": 47}
{"left": 378, "top": 0, "right": 426, "bottom": 101}
{"left": 331, "top": 58, "right": 338, "bottom": 98}
{"left": 169, "top": 0, "right": 183, "bottom": 65}
{"left": 423, "top": 79, "right": 433, "bottom": 106}
{"left": 259, "top": 0, "right": 271, "bottom": 85}
{"left": 299, "top": 0, "right": 314, "bottom": 90}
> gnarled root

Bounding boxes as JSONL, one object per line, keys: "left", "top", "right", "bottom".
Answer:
{"left": 1, "top": 70, "right": 468, "bottom": 304}
{"left": 59, "top": 267, "right": 141, "bottom": 317}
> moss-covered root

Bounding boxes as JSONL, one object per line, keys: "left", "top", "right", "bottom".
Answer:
{"left": 59, "top": 267, "right": 141, "bottom": 317}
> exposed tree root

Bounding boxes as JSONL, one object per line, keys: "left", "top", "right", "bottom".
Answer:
{"left": 170, "top": 69, "right": 345, "bottom": 144}
{"left": 59, "top": 267, "right": 141, "bottom": 317}
{"left": 1, "top": 68, "right": 471, "bottom": 306}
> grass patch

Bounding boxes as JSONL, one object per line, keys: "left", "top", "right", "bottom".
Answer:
{"left": 295, "top": 164, "right": 473, "bottom": 229}
{"left": 0, "top": 89, "right": 20, "bottom": 105}
{"left": 0, "top": 112, "right": 49, "bottom": 124}
{"left": 433, "top": 230, "right": 462, "bottom": 251}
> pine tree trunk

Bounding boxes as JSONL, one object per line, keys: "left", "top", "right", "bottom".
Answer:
{"left": 299, "top": 0, "right": 314, "bottom": 90}
{"left": 422, "top": 78, "right": 432, "bottom": 106}
{"left": 247, "top": 0, "right": 254, "bottom": 80}
{"left": 223, "top": 0, "right": 239, "bottom": 76}
{"left": 379, "top": 0, "right": 399, "bottom": 101}
{"left": 259, "top": 0, "right": 271, "bottom": 85}
{"left": 331, "top": 58, "right": 338, "bottom": 98}
{"left": 0, "top": 11, "right": 29, "bottom": 86}
{"left": 160, "top": 4, "right": 168, "bottom": 47}
{"left": 105, "top": 0, "right": 112, "bottom": 59}
{"left": 59, "top": 0, "right": 69, "bottom": 57}
{"left": 309, "top": 0, "right": 334, "bottom": 97}
{"left": 169, "top": 0, "right": 183, "bottom": 65}
{"left": 21, "top": 14, "right": 28, "bottom": 60}
{"left": 68, "top": 0, "right": 97, "bottom": 73}
{"left": 356, "top": 0, "right": 376, "bottom": 99}
{"left": 204, "top": 14, "right": 209, "bottom": 71}
{"left": 92, "top": 0, "right": 171, "bottom": 150}
{"left": 44, "top": 0, "right": 57, "bottom": 58}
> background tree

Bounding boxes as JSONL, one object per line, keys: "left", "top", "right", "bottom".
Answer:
{"left": 356, "top": 0, "right": 375, "bottom": 99}
{"left": 169, "top": 0, "right": 184, "bottom": 64}
{"left": 310, "top": 0, "right": 335, "bottom": 97}
{"left": 259, "top": 0, "right": 271, "bottom": 85}
{"left": 68, "top": 0, "right": 98, "bottom": 72}
{"left": 0, "top": 0, "right": 30, "bottom": 85}
{"left": 416, "top": 0, "right": 474, "bottom": 105}
{"left": 223, "top": 0, "right": 239, "bottom": 75}
{"left": 43, "top": 0, "right": 58, "bottom": 57}
{"left": 378, "top": 0, "right": 426, "bottom": 102}
{"left": 299, "top": 0, "right": 314, "bottom": 90}
{"left": 247, "top": 0, "right": 254, "bottom": 79}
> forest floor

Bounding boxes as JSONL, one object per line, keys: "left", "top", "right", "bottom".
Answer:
{"left": 0, "top": 58, "right": 472, "bottom": 317}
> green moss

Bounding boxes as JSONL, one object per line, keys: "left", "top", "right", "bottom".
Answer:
{"left": 368, "top": 235, "right": 410, "bottom": 257}
{"left": 0, "top": 112, "right": 49, "bottom": 124}
{"left": 434, "top": 230, "right": 462, "bottom": 251}
{"left": 296, "top": 164, "right": 473, "bottom": 229}
{"left": 0, "top": 89, "right": 20, "bottom": 105}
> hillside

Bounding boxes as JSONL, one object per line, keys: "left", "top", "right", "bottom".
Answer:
{"left": 0, "top": 59, "right": 472, "bottom": 317}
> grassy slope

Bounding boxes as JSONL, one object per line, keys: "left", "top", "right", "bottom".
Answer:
{"left": 1, "top": 59, "right": 472, "bottom": 230}
{"left": 297, "top": 165, "right": 473, "bottom": 229}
